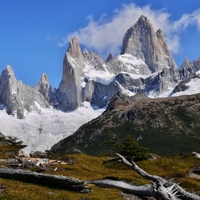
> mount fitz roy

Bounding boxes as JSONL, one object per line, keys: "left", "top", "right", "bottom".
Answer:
{"left": 0, "top": 15, "right": 200, "bottom": 119}
{"left": 0, "top": 15, "right": 200, "bottom": 154}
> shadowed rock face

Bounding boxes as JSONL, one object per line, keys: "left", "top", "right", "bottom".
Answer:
{"left": 121, "top": 15, "right": 177, "bottom": 72}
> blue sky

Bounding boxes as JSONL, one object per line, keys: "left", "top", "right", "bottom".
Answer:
{"left": 0, "top": 0, "right": 200, "bottom": 88}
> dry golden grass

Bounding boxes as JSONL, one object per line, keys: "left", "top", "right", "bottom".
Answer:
{"left": 0, "top": 152, "right": 200, "bottom": 199}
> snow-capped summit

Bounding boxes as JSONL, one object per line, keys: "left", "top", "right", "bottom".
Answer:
{"left": 120, "top": 15, "right": 177, "bottom": 72}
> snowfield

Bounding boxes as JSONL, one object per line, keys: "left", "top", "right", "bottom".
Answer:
{"left": 83, "top": 64, "right": 114, "bottom": 85}
{"left": 172, "top": 78, "right": 200, "bottom": 97}
{"left": 0, "top": 102, "right": 104, "bottom": 155}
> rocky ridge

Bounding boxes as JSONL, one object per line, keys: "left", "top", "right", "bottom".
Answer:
{"left": 0, "top": 66, "right": 50, "bottom": 119}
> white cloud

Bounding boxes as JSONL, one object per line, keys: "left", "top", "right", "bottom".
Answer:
{"left": 58, "top": 4, "right": 200, "bottom": 58}
{"left": 173, "top": 9, "right": 200, "bottom": 32}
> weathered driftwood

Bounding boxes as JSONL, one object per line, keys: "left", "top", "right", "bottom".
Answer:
{"left": 0, "top": 168, "right": 91, "bottom": 193}
{"left": 91, "top": 154, "right": 200, "bottom": 200}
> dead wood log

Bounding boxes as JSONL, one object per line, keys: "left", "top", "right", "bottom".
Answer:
{"left": 0, "top": 168, "right": 91, "bottom": 193}
{"left": 91, "top": 154, "right": 200, "bottom": 200}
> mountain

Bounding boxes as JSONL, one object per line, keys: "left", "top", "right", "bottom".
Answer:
{"left": 121, "top": 15, "right": 177, "bottom": 72}
{"left": 0, "top": 15, "right": 198, "bottom": 118}
{"left": 0, "top": 15, "right": 200, "bottom": 155}
{"left": 51, "top": 92, "right": 200, "bottom": 156}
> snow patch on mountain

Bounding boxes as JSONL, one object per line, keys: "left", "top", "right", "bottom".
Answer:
{"left": 106, "top": 54, "right": 151, "bottom": 75}
{"left": 117, "top": 81, "right": 137, "bottom": 97}
{"left": 172, "top": 78, "right": 200, "bottom": 97}
{"left": 83, "top": 64, "right": 114, "bottom": 85}
{"left": 117, "top": 54, "right": 146, "bottom": 70}
{"left": 0, "top": 104, "right": 104, "bottom": 155}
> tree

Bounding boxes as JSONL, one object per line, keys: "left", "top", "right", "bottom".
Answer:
{"left": 7, "top": 136, "right": 27, "bottom": 150}
{"left": 117, "top": 134, "right": 149, "bottom": 160}
{"left": 4, "top": 136, "right": 27, "bottom": 150}
{"left": 106, "top": 132, "right": 149, "bottom": 160}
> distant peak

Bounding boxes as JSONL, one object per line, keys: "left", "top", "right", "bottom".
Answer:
{"left": 67, "top": 36, "right": 82, "bottom": 59}
{"left": 83, "top": 48, "right": 89, "bottom": 55}
{"left": 185, "top": 57, "right": 189, "bottom": 61}
{"left": 40, "top": 73, "right": 49, "bottom": 84}
{"left": 106, "top": 53, "right": 113, "bottom": 62}
{"left": 182, "top": 57, "right": 189, "bottom": 65}
{"left": 137, "top": 15, "right": 151, "bottom": 25}
{"left": 139, "top": 15, "right": 148, "bottom": 21}
{"left": 156, "top": 29, "right": 163, "bottom": 36}
{"left": 5, "top": 65, "right": 13, "bottom": 71}
{"left": 180, "top": 57, "right": 190, "bottom": 69}
{"left": 4, "top": 65, "right": 15, "bottom": 77}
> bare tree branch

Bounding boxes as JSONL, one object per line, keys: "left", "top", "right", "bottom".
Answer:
{"left": 115, "top": 153, "right": 166, "bottom": 184}
{"left": 90, "top": 179, "right": 155, "bottom": 197}
{"left": 91, "top": 153, "right": 200, "bottom": 200}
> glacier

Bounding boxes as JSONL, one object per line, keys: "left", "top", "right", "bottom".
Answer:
{"left": 0, "top": 102, "right": 104, "bottom": 155}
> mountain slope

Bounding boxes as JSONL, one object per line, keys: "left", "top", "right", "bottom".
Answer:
{"left": 51, "top": 92, "right": 200, "bottom": 156}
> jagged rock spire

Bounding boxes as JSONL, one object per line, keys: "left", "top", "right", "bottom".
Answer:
{"left": 35, "top": 73, "right": 52, "bottom": 101}
{"left": 120, "top": 15, "right": 177, "bottom": 72}
{"left": 180, "top": 57, "right": 190, "bottom": 69}
{"left": 67, "top": 36, "right": 83, "bottom": 60}
{"left": 0, "top": 66, "right": 50, "bottom": 118}
{"left": 106, "top": 53, "right": 113, "bottom": 62}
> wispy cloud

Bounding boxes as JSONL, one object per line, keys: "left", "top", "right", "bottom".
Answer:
{"left": 173, "top": 9, "right": 200, "bottom": 32}
{"left": 58, "top": 4, "right": 200, "bottom": 58}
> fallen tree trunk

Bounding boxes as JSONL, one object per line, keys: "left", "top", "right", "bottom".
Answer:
{"left": 91, "top": 179, "right": 154, "bottom": 197}
{"left": 0, "top": 168, "right": 91, "bottom": 193}
{"left": 91, "top": 154, "right": 200, "bottom": 200}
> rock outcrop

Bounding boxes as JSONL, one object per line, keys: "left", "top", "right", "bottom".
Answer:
{"left": 35, "top": 73, "right": 52, "bottom": 101}
{"left": 179, "top": 58, "right": 196, "bottom": 80}
{"left": 193, "top": 57, "right": 200, "bottom": 71}
{"left": 106, "top": 53, "right": 113, "bottom": 62}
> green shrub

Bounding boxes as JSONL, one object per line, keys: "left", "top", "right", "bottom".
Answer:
{"left": 106, "top": 133, "right": 150, "bottom": 161}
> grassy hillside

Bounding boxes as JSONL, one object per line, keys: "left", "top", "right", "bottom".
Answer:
{"left": 51, "top": 93, "right": 200, "bottom": 156}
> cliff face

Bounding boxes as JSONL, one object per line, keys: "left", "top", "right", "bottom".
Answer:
{"left": 121, "top": 15, "right": 177, "bottom": 72}
{"left": 58, "top": 36, "right": 84, "bottom": 110}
